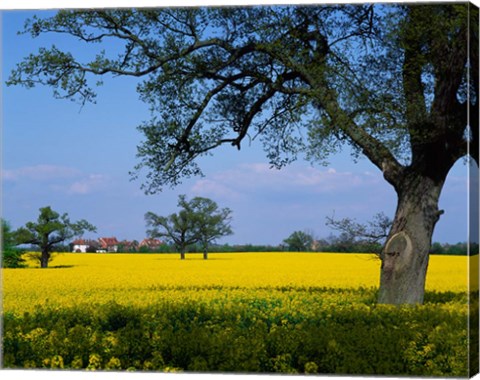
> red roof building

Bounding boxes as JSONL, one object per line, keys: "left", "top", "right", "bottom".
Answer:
{"left": 118, "top": 240, "right": 139, "bottom": 252}
{"left": 71, "top": 239, "right": 100, "bottom": 253}
{"left": 139, "top": 238, "right": 163, "bottom": 251}
{"left": 98, "top": 237, "right": 119, "bottom": 252}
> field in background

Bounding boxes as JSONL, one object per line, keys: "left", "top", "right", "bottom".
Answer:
{"left": 2, "top": 252, "right": 474, "bottom": 375}
{"left": 2, "top": 252, "right": 469, "bottom": 313}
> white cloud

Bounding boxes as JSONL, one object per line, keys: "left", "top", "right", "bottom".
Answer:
{"left": 191, "top": 162, "right": 384, "bottom": 200}
{"left": 1, "top": 164, "right": 79, "bottom": 181}
{"left": 67, "top": 174, "right": 110, "bottom": 195}
{"left": 2, "top": 164, "right": 111, "bottom": 196}
{"left": 191, "top": 178, "right": 243, "bottom": 201}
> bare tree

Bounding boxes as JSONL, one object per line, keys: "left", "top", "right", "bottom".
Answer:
{"left": 326, "top": 212, "right": 393, "bottom": 257}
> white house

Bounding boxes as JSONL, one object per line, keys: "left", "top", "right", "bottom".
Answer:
{"left": 71, "top": 239, "right": 99, "bottom": 253}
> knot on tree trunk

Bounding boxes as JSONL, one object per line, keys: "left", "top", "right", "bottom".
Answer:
{"left": 383, "top": 231, "right": 413, "bottom": 279}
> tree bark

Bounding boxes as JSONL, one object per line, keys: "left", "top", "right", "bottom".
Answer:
{"left": 40, "top": 249, "right": 50, "bottom": 268}
{"left": 378, "top": 171, "right": 445, "bottom": 305}
{"left": 203, "top": 249, "right": 208, "bottom": 260}
{"left": 180, "top": 249, "right": 186, "bottom": 260}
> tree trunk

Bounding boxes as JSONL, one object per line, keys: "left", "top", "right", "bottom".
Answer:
{"left": 378, "top": 172, "right": 445, "bottom": 305}
{"left": 40, "top": 249, "right": 50, "bottom": 268}
{"left": 203, "top": 249, "right": 208, "bottom": 260}
{"left": 180, "top": 249, "right": 186, "bottom": 260}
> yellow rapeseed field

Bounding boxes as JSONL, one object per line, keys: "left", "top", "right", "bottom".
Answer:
{"left": 1, "top": 252, "right": 471, "bottom": 314}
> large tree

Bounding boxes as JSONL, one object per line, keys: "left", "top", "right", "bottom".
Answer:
{"left": 188, "top": 196, "right": 233, "bottom": 259}
{"left": 145, "top": 194, "right": 232, "bottom": 259}
{"left": 7, "top": 4, "right": 478, "bottom": 304}
{"left": 14, "top": 206, "right": 97, "bottom": 268}
{"left": 145, "top": 195, "right": 199, "bottom": 259}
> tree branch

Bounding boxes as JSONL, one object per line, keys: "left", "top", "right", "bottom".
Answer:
{"left": 318, "top": 85, "right": 405, "bottom": 188}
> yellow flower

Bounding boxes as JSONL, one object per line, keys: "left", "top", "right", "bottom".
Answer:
{"left": 2, "top": 252, "right": 469, "bottom": 314}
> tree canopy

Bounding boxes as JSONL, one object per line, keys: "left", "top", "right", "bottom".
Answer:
{"left": 187, "top": 196, "right": 233, "bottom": 259}
{"left": 7, "top": 5, "right": 477, "bottom": 193}
{"left": 145, "top": 197, "right": 198, "bottom": 260}
{"left": 14, "top": 206, "right": 96, "bottom": 268}
{"left": 145, "top": 194, "right": 232, "bottom": 259}
{"left": 283, "top": 230, "right": 314, "bottom": 252}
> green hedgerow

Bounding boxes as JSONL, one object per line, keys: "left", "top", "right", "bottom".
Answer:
{"left": 1, "top": 291, "right": 469, "bottom": 376}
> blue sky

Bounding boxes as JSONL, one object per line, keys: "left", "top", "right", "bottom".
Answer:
{"left": 1, "top": 8, "right": 473, "bottom": 246}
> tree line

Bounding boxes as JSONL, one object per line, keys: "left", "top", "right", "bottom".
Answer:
{"left": 1, "top": 195, "right": 233, "bottom": 268}
{"left": 104, "top": 235, "right": 480, "bottom": 256}
{"left": 282, "top": 229, "right": 477, "bottom": 256}
{"left": 3, "top": 203, "right": 475, "bottom": 270}
{"left": 282, "top": 212, "right": 479, "bottom": 256}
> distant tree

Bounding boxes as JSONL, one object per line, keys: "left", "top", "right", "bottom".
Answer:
{"left": 447, "top": 242, "right": 468, "bottom": 256}
{"left": 145, "top": 195, "right": 199, "bottom": 260}
{"left": 138, "top": 245, "right": 150, "bottom": 253}
{"left": 146, "top": 195, "right": 233, "bottom": 259}
{"left": 283, "top": 231, "right": 314, "bottom": 252}
{"left": 311, "top": 238, "right": 330, "bottom": 252}
{"left": 14, "top": 206, "right": 96, "bottom": 268}
{"left": 430, "top": 242, "right": 445, "bottom": 255}
{"left": 188, "top": 197, "right": 233, "bottom": 259}
{"left": 132, "top": 240, "right": 140, "bottom": 251}
{"left": 327, "top": 232, "right": 356, "bottom": 253}
{"left": 117, "top": 240, "right": 138, "bottom": 253}
{"left": 442, "top": 241, "right": 477, "bottom": 255}
{"left": 1, "top": 219, "right": 26, "bottom": 268}
{"left": 326, "top": 212, "right": 392, "bottom": 257}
